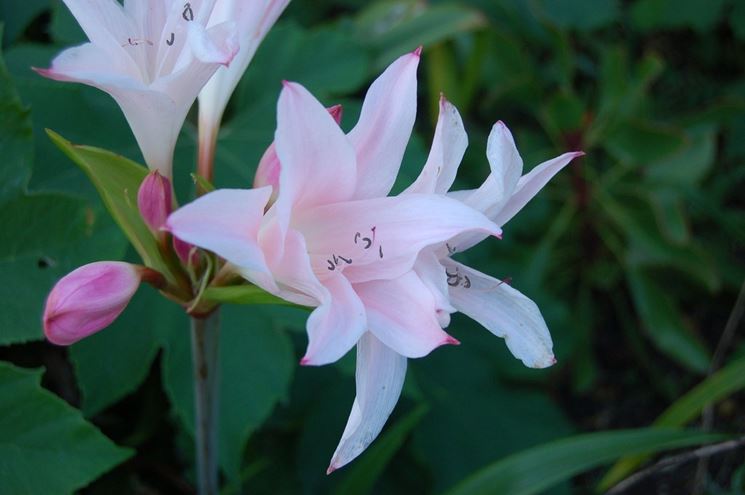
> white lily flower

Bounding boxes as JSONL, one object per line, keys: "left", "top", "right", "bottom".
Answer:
{"left": 36, "top": 0, "right": 239, "bottom": 177}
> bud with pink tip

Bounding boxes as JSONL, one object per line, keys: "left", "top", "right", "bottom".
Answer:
{"left": 254, "top": 104, "right": 344, "bottom": 201}
{"left": 137, "top": 171, "right": 173, "bottom": 239}
{"left": 43, "top": 261, "right": 158, "bottom": 345}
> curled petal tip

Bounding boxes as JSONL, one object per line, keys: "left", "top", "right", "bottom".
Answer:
{"left": 299, "top": 356, "right": 311, "bottom": 366}
{"left": 444, "top": 335, "right": 461, "bottom": 346}
{"left": 413, "top": 45, "right": 423, "bottom": 57}
{"left": 550, "top": 356, "right": 558, "bottom": 365}
{"left": 281, "top": 79, "right": 291, "bottom": 87}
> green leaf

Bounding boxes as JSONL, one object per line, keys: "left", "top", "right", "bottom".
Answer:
{"left": 0, "top": 194, "right": 127, "bottom": 345}
{"left": 627, "top": 269, "right": 710, "bottom": 373}
{"left": 605, "top": 120, "right": 685, "bottom": 167}
{"left": 645, "top": 127, "right": 716, "bottom": 185}
{"left": 354, "top": 1, "right": 487, "bottom": 70}
{"left": 333, "top": 405, "right": 428, "bottom": 495}
{"left": 411, "top": 341, "right": 573, "bottom": 492}
{"left": 445, "top": 428, "right": 725, "bottom": 495}
{"left": 202, "top": 285, "right": 300, "bottom": 307}
{"left": 631, "top": 0, "right": 727, "bottom": 33}
{"left": 0, "top": 361, "right": 132, "bottom": 494}
{"left": 162, "top": 305, "right": 295, "bottom": 480}
{"left": 534, "top": 0, "right": 619, "bottom": 31}
{"left": 46, "top": 130, "right": 180, "bottom": 284}
{"left": 0, "top": 43, "right": 33, "bottom": 202}
{"left": 69, "top": 285, "right": 184, "bottom": 416}
{"left": 0, "top": 0, "right": 50, "bottom": 45}
{"left": 599, "top": 357, "right": 745, "bottom": 491}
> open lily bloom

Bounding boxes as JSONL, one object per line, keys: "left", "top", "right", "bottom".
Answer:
{"left": 198, "top": 0, "right": 290, "bottom": 161}
{"left": 168, "top": 49, "right": 501, "bottom": 367}
{"left": 327, "top": 100, "right": 584, "bottom": 472}
{"left": 36, "top": 0, "right": 239, "bottom": 176}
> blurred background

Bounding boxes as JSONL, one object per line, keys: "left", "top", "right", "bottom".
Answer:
{"left": 0, "top": 0, "right": 744, "bottom": 493}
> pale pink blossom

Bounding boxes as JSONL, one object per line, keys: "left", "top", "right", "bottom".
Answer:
{"left": 327, "top": 98, "right": 584, "bottom": 473}
{"left": 167, "top": 49, "right": 500, "bottom": 368}
{"left": 35, "top": 0, "right": 239, "bottom": 177}
{"left": 43, "top": 261, "right": 146, "bottom": 345}
{"left": 198, "top": 0, "right": 291, "bottom": 168}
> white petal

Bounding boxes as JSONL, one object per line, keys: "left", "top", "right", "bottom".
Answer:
{"left": 328, "top": 333, "right": 407, "bottom": 473}
{"left": 493, "top": 151, "right": 583, "bottom": 226}
{"left": 444, "top": 260, "right": 556, "bottom": 369}
{"left": 462, "top": 121, "right": 523, "bottom": 216}
{"left": 405, "top": 96, "right": 467, "bottom": 195}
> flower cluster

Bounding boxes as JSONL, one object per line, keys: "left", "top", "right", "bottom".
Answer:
{"left": 41, "top": 0, "right": 582, "bottom": 476}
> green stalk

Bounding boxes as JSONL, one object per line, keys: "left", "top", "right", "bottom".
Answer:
{"left": 191, "top": 310, "right": 221, "bottom": 494}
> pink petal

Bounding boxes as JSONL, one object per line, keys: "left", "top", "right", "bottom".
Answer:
{"left": 404, "top": 95, "right": 467, "bottom": 195}
{"left": 294, "top": 193, "right": 501, "bottom": 284}
{"left": 444, "top": 260, "right": 556, "bottom": 369}
{"left": 348, "top": 50, "right": 420, "bottom": 199}
{"left": 414, "top": 249, "right": 456, "bottom": 327}
{"left": 493, "top": 151, "right": 584, "bottom": 226}
{"left": 355, "top": 271, "right": 457, "bottom": 358}
{"left": 301, "top": 271, "right": 367, "bottom": 366}
{"left": 274, "top": 81, "right": 357, "bottom": 240}
{"left": 61, "top": 0, "right": 137, "bottom": 63}
{"left": 327, "top": 333, "right": 407, "bottom": 473}
{"left": 165, "top": 188, "right": 273, "bottom": 276}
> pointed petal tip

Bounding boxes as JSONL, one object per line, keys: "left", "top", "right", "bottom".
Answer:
{"left": 32, "top": 67, "right": 53, "bottom": 78}
{"left": 299, "top": 356, "right": 311, "bottom": 366}
{"left": 444, "top": 335, "right": 461, "bottom": 346}
{"left": 551, "top": 356, "right": 557, "bottom": 365}
{"left": 327, "top": 104, "right": 344, "bottom": 124}
{"left": 326, "top": 463, "right": 337, "bottom": 475}
{"left": 572, "top": 151, "right": 586, "bottom": 158}
{"left": 413, "top": 45, "right": 423, "bottom": 57}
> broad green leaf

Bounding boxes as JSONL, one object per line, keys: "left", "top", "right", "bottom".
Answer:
{"left": 0, "top": 361, "right": 132, "bottom": 494}
{"left": 0, "top": 44, "right": 32, "bottom": 202}
{"left": 631, "top": 0, "right": 727, "bottom": 33}
{"left": 203, "top": 285, "right": 299, "bottom": 307}
{"left": 411, "top": 341, "right": 572, "bottom": 492}
{"left": 69, "top": 285, "right": 184, "bottom": 416}
{"left": 354, "top": 1, "right": 487, "bottom": 70}
{"left": 0, "top": 194, "right": 127, "bottom": 345}
{"left": 47, "top": 130, "right": 181, "bottom": 285}
{"left": 605, "top": 120, "right": 685, "bottom": 167}
{"left": 627, "top": 269, "right": 710, "bottom": 373}
{"left": 0, "top": 0, "right": 50, "bottom": 45}
{"left": 333, "top": 405, "right": 428, "bottom": 495}
{"left": 645, "top": 127, "right": 716, "bottom": 185}
{"left": 534, "top": 0, "right": 619, "bottom": 31}
{"left": 599, "top": 357, "right": 745, "bottom": 491}
{"left": 162, "top": 304, "right": 295, "bottom": 480}
{"left": 446, "top": 428, "right": 725, "bottom": 495}
{"left": 649, "top": 190, "right": 690, "bottom": 245}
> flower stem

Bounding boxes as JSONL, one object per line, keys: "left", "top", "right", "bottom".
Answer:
{"left": 191, "top": 310, "right": 220, "bottom": 495}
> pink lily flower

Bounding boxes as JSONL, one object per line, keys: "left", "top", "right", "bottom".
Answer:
{"left": 167, "top": 49, "right": 501, "bottom": 368}
{"left": 198, "top": 0, "right": 290, "bottom": 167}
{"left": 328, "top": 99, "right": 584, "bottom": 473}
{"left": 35, "top": 0, "right": 239, "bottom": 177}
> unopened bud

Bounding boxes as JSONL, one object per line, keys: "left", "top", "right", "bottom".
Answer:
{"left": 137, "top": 171, "right": 173, "bottom": 237}
{"left": 173, "top": 236, "right": 199, "bottom": 267}
{"left": 43, "top": 261, "right": 145, "bottom": 345}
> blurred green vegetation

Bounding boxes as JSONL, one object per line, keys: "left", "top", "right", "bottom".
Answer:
{"left": 0, "top": 0, "right": 744, "bottom": 493}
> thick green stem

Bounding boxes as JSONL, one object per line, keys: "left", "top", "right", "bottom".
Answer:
{"left": 191, "top": 310, "right": 220, "bottom": 495}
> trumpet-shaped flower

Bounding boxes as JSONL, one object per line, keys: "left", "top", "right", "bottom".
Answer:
{"left": 36, "top": 0, "right": 239, "bottom": 176}
{"left": 167, "top": 49, "right": 501, "bottom": 367}
{"left": 328, "top": 99, "right": 584, "bottom": 473}
{"left": 198, "top": 0, "right": 290, "bottom": 167}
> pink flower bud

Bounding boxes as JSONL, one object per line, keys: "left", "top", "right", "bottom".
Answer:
{"left": 137, "top": 171, "right": 173, "bottom": 236}
{"left": 43, "top": 261, "right": 143, "bottom": 346}
{"left": 173, "top": 236, "right": 199, "bottom": 267}
{"left": 254, "top": 104, "right": 343, "bottom": 201}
